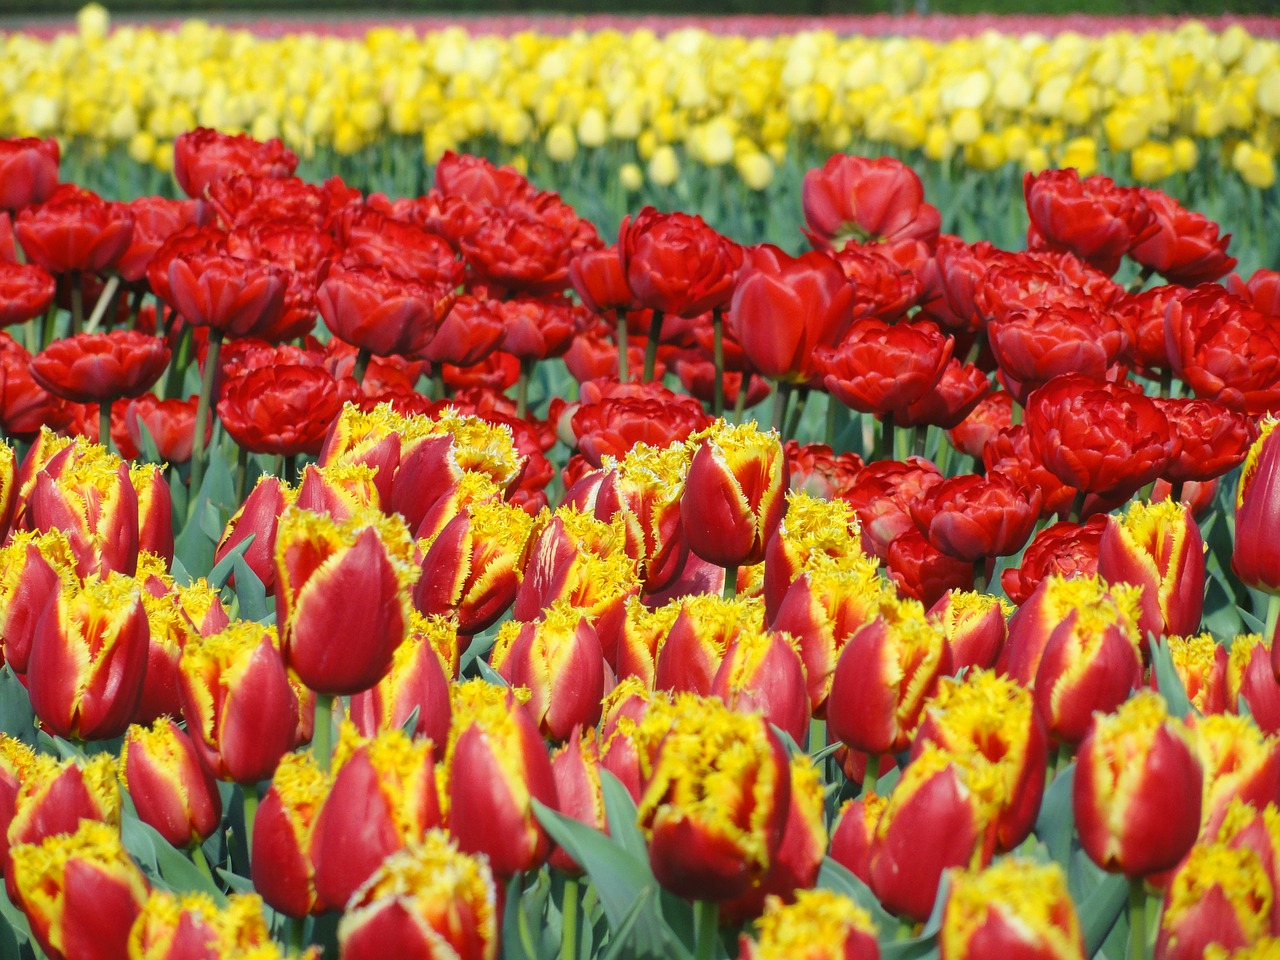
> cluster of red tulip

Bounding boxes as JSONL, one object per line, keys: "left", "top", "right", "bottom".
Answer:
{"left": 2, "top": 127, "right": 1280, "bottom": 960}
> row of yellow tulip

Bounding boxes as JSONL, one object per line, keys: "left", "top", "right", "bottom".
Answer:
{"left": 2, "top": 7, "right": 1279, "bottom": 189}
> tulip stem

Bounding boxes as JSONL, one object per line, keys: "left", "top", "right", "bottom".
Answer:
{"left": 190, "top": 330, "right": 223, "bottom": 495}
{"left": 912, "top": 426, "right": 929, "bottom": 458}
{"left": 83, "top": 274, "right": 120, "bottom": 334}
{"left": 1066, "top": 489, "right": 1087, "bottom": 525}
{"left": 235, "top": 444, "right": 251, "bottom": 503}
{"left": 241, "top": 785, "right": 258, "bottom": 863}
{"left": 879, "top": 412, "right": 895, "bottom": 463}
{"left": 313, "top": 694, "right": 335, "bottom": 773}
{"left": 785, "top": 387, "right": 809, "bottom": 441}
{"left": 723, "top": 565, "right": 738, "bottom": 601}
{"left": 1169, "top": 480, "right": 1185, "bottom": 505}
{"left": 1129, "top": 877, "right": 1148, "bottom": 960}
{"left": 824, "top": 393, "right": 838, "bottom": 447}
{"left": 972, "top": 558, "right": 990, "bottom": 595}
{"left": 286, "top": 916, "right": 306, "bottom": 953}
{"left": 693, "top": 899, "right": 719, "bottom": 960}
{"left": 561, "top": 877, "right": 580, "bottom": 960}
{"left": 733, "top": 378, "right": 749, "bottom": 423}
{"left": 431, "top": 367, "right": 446, "bottom": 401}
{"left": 516, "top": 356, "right": 534, "bottom": 419}
{"left": 162, "top": 321, "right": 193, "bottom": 401}
{"left": 352, "top": 347, "right": 372, "bottom": 386}
{"left": 711, "top": 308, "right": 725, "bottom": 419}
{"left": 643, "top": 310, "right": 664, "bottom": 382}
{"left": 863, "top": 753, "right": 880, "bottom": 795}
{"left": 70, "top": 271, "right": 84, "bottom": 333}
{"left": 771, "top": 380, "right": 792, "bottom": 434}
{"left": 99, "top": 401, "right": 113, "bottom": 455}
{"left": 191, "top": 843, "right": 214, "bottom": 883}
{"left": 1265, "top": 593, "right": 1280, "bottom": 644}
{"left": 615, "top": 307, "right": 630, "bottom": 383}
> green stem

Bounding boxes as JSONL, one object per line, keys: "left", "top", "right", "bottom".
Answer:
{"left": 516, "top": 356, "right": 534, "bottom": 419}
{"left": 785, "top": 386, "right": 809, "bottom": 441}
{"left": 516, "top": 873, "right": 538, "bottom": 959}
{"left": 561, "top": 876, "right": 580, "bottom": 960}
{"left": 70, "top": 272, "right": 84, "bottom": 333}
{"left": 722, "top": 565, "right": 738, "bottom": 601}
{"left": 313, "top": 694, "right": 335, "bottom": 773}
{"left": 1065, "top": 488, "right": 1087, "bottom": 525}
{"left": 1265, "top": 593, "right": 1280, "bottom": 643}
{"left": 643, "top": 310, "right": 664, "bottom": 382}
{"left": 824, "top": 393, "right": 838, "bottom": 447}
{"left": 241, "top": 785, "right": 259, "bottom": 866}
{"left": 1129, "top": 876, "right": 1148, "bottom": 960}
{"left": 352, "top": 346, "right": 372, "bottom": 386}
{"left": 771, "top": 380, "right": 793, "bottom": 434}
{"left": 615, "top": 308, "right": 630, "bottom": 383}
{"left": 973, "top": 557, "right": 990, "bottom": 595}
{"left": 733, "top": 376, "right": 749, "bottom": 423}
{"left": 235, "top": 444, "right": 250, "bottom": 504}
{"left": 693, "top": 899, "right": 719, "bottom": 960}
{"left": 191, "top": 843, "right": 214, "bottom": 883}
{"left": 287, "top": 916, "right": 305, "bottom": 953}
{"left": 162, "top": 321, "right": 193, "bottom": 401}
{"left": 189, "top": 330, "right": 223, "bottom": 495}
{"left": 808, "top": 717, "right": 826, "bottom": 756}
{"left": 98, "top": 401, "right": 113, "bottom": 455}
{"left": 431, "top": 367, "right": 446, "bottom": 401}
{"left": 40, "top": 299, "right": 57, "bottom": 350}
{"left": 877, "top": 411, "right": 895, "bottom": 463}
{"left": 83, "top": 274, "right": 120, "bottom": 333}
{"left": 863, "top": 752, "right": 881, "bottom": 795}
{"left": 912, "top": 425, "right": 929, "bottom": 458}
{"left": 284, "top": 455, "right": 299, "bottom": 487}
{"left": 711, "top": 308, "right": 725, "bottom": 418}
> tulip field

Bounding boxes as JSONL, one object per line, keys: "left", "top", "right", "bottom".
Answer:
{"left": 6, "top": 8, "right": 1280, "bottom": 960}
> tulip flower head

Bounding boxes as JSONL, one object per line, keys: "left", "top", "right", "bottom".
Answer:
{"left": 1235, "top": 417, "right": 1280, "bottom": 594}
{"left": 739, "top": 889, "right": 880, "bottom": 960}
{"left": 252, "top": 751, "right": 330, "bottom": 918}
{"left": 940, "top": 858, "right": 1084, "bottom": 959}
{"left": 1155, "top": 842, "right": 1273, "bottom": 960}
{"left": 128, "top": 890, "right": 274, "bottom": 957}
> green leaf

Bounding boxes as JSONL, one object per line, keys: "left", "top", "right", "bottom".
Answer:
{"left": 599, "top": 890, "right": 655, "bottom": 960}
{"left": 399, "top": 706, "right": 421, "bottom": 739}
{"left": 816, "top": 858, "right": 897, "bottom": 934}
{"left": 124, "top": 817, "right": 226, "bottom": 901}
{"left": 0, "top": 666, "right": 36, "bottom": 746}
{"left": 474, "top": 658, "right": 508, "bottom": 687}
{"left": 1079, "top": 872, "right": 1129, "bottom": 956}
{"left": 229, "top": 552, "right": 270, "bottom": 623}
{"left": 1034, "top": 762, "right": 1075, "bottom": 870}
{"left": 1149, "top": 635, "right": 1194, "bottom": 719}
{"left": 206, "top": 535, "right": 251, "bottom": 591}
{"left": 600, "top": 771, "right": 647, "bottom": 862}
{"left": 0, "top": 885, "right": 34, "bottom": 949}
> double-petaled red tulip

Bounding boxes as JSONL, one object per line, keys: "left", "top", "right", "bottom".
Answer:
{"left": 1024, "top": 168, "right": 1155, "bottom": 275}
{"left": 421, "top": 294, "right": 506, "bottom": 369}
{"left": 29, "top": 331, "right": 170, "bottom": 405}
{"left": 497, "top": 294, "right": 585, "bottom": 362}
{"left": 571, "top": 244, "right": 635, "bottom": 315}
{"left": 162, "top": 242, "right": 288, "bottom": 340}
{"left": 0, "top": 261, "right": 55, "bottom": 328}
{"left": 1001, "top": 516, "right": 1107, "bottom": 605}
{"left": 802, "top": 153, "right": 941, "bottom": 250}
{"left": 909, "top": 470, "right": 1041, "bottom": 564}
{"left": 819, "top": 319, "right": 953, "bottom": 416}
{"left": 123, "top": 395, "right": 208, "bottom": 464}
{"left": 1130, "top": 187, "right": 1236, "bottom": 286}
{"left": 987, "top": 302, "right": 1128, "bottom": 403}
{"left": 1158, "top": 397, "right": 1255, "bottom": 486}
{"left": 217, "top": 365, "right": 348, "bottom": 458}
{"left": 892, "top": 358, "right": 990, "bottom": 430}
{"left": 15, "top": 184, "right": 133, "bottom": 276}
{"left": 728, "top": 245, "right": 855, "bottom": 385}
{"left": 1165, "top": 285, "right": 1280, "bottom": 415}
{"left": 459, "top": 192, "right": 602, "bottom": 296}
{"left": 173, "top": 127, "right": 298, "bottom": 199}
{"left": 620, "top": 207, "right": 743, "bottom": 318}
{"left": 317, "top": 265, "right": 456, "bottom": 360}
{"left": 0, "top": 137, "right": 59, "bottom": 211}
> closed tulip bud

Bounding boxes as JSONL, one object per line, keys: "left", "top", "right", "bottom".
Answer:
{"left": 723, "top": 755, "right": 827, "bottom": 924}
{"left": 0, "top": 442, "right": 13, "bottom": 540}
{"left": 827, "top": 793, "right": 886, "bottom": 885}
{"left": 1193, "top": 715, "right": 1280, "bottom": 838}
{"left": 1165, "top": 633, "right": 1229, "bottom": 715}
{"left": 172, "top": 578, "right": 230, "bottom": 638}
{"left": 415, "top": 498, "right": 533, "bottom": 636}
{"left": 637, "top": 696, "right": 790, "bottom": 901}
{"left": 130, "top": 464, "right": 173, "bottom": 568}
{"left": 214, "top": 476, "right": 295, "bottom": 596}
{"left": 29, "top": 450, "right": 139, "bottom": 579}
{"left": 1214, "top": 799, "right": 1280, "bottom": 935}
{"left": 178, "top": 622, "right": 300, "bottom": 784}
{"left": 0, "top": 529, "right": 79, "bottom": 674}
{"left": 828, "top": 596, "right": 951, "bottom": 756}
{"left": 134, "top": 589, "right": 194, "bottom": 726}
{"left": 1155, "top": 842, "right": 1273, "bottom": 960}
{"left": 1033, "top": 582, "right": 1145, "bottom": 746}
{"left": 119, "top": 719, "right": 221, "bottom": 849}
{"left": 276, "top": 506, "right": 419, "bottom": 696}
{"left": 929, "top": 590, "right": 1010, "bottom": 672}
{"left": 913, "top": 670, "right": 1049, "bottom": 851}
{"left": 772, "top": 556, "right": 889, "bottom": 715}
{"left": 312, "top": 724, "right": 440, "bottom": 912}
{"left": 1098, "top": 499, "right": 1205, "bottom": 643}
{"left": 548, "top": 727, "right": 608, "bottom": 875}
{"left": 28, "top": 572, "right": 149, "bottom": 740}
{"left": 128, "top": 890, "right": 273, "bottom": 959}
{"left": 869, "top": 745, "right": 1005, "bottom": 921}
{"left": 940, "top": 858, "right": 1084, "bottom": 960}
{"left": 1000, "top": 573, "right": 1127, "bottom": 686}
{"left": 712, "top": 630, "right": 811, "bottom": 746}
{"left": 1229, "top": 634, "right": 1280, "bottom": 734}
{"left": 739, "top": 889, "right": 880, "bottom": 960}
{"left": 1074, "top": 691, "right": 1203, "bottom": 877}
{"left": 612, "top": 595, "right": 682, "bottom": 687}
{"left": 10, "top": 820, "right": 149, "bottom": 960}
{"left": 4, "top": 753, "right": 119, "bottom": 882}
{"left": 763, "top": 492, "right": 862, "bottom": 623}
{"left": 492, "top": 603, "right": 606, "bottom": 740}
{"left": 654, "top": 594, "right": 766, "bottom": 696}
{"left": 444, "top": 681, "right": 558, "bottom": 879}
{"left": 513, "top": 507, "right": 639, "bottom": 623}
{"left": 294, "top": 463, "right": 382, "bottom": 522}
{"left": 252, "top": 751, "right": 328, "bottom": 918}
{"left": 1236, "top": 418, "right": 1280, "bottom": 594}
{"left": 348, "top": 614, "right": 453, "bottom": 744}
{"left": 594, "top": 442, "right": 691, "bottom": 594}
{"left": 681, "top": 421, "right": 788, "bottom": 570}
{"left": 0, "top": 736, "right": 35, "bottom": 875}
{"left": 338, "top": 831, "right": 498, "bottom": 960}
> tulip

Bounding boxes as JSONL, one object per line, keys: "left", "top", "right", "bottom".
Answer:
{"left": 275, "top": 506, "right": 419, "bottom": 696}
{"left": 868, "top": 745, "right": 1004, "bottom": 922}
{"left": 131, "top": 463, "right": 174, "bottom": 565}
{"left": 294, "top": 463, "right": 382, "bottom": 521}
{"left": 1130, "top": 188, "right": 1236, "bottom": 286}
{"left": 1158, "top": 397, "right": 1255, "bottom": 486}
{"left": 119, "top": 719, "right": 222, "bottom": 850}
{"left": 9, "top": 820, "right": 149, "bottom": 960}
{"left": 1164, "top": 633, "right": 1229, "bottom": 715}
{"left": 819, "top": 319, "right": 953, "bottom": 418}
{"left": 0, "top": 261, "right": 56, "bottom": 329}
{"left": 1192, "top": 714, "right": 1280, "bottom": 837}
{"left": 214, "top": 476, "right": 295, "bottom": 595}
{"left": 496, "top": 294, "right": 585, "bottom": 365}
{"left": 841, "top": 457, "right": 943, "bottom": 561}
{"left": 1154, "top": 842, "right": 1273, "bottom": 960}
{"left": 444, "top": 681, "right": 558, "bottom": 879}
{"left": 512, "top": 507, "right": 637, "bottom": 623}
{"left": 347, "top": 614, "right": 454, "bottom": 745}
{"left": 218, "top": 364, "right": 348, "bottom": 458}
{"left": 802, "top": 153, "right": 941, "bottom": 250}
{"left": 929, "top": 590, "right": 1010, "bottom": 672}
{"left": 1227, "top": 634, "right": 1280, "bottom": 735}
{"left": 461, "top": 193, "right": 601, "bottom": 297}
{"left": 422, "top": 294, "right": 507, "bottom": 369}
{"left": 15, "top": 184, "right": 134, "bottom": 276}
{"left": 1166, "top": 287, "right": 1280, "bottom": 416}
{"left": 338, "top": 831, "right": 499, "bottom": 960}
{"left": 909, "top": 470, "right": 1041, "bottom": 565}
{"left": 738, "top": 889, "right": 880, "bottom": 960}
{"left": 762, "top": 491, "right": 862, "bottom": 623}
{"left": 619, "top": 207, "right": 742, "bottom": 319}
{"left": 178, "top": 622, "right": 301, "bottom": 784}
{"left": 0, "top": 735, "right": 35, "bottom": 876}
{"left": 1000, "top": 517, "right": 1107, "bottom": 606}
{"left": 1000, "top": 573, "right": 1125, "bottom": 686}
{"left": 611, "top": 595, "right": 682, "bottom": 687}
{"left": 548, "top": 727, "right": 608, "bottom": 875}
{"left": 311, "top": 724, "right": 440, "bottom": 912}
{"left": 637, "top": 696, "right": 790, "bottom": 902}
{"left": 318, "top": 264, "right": 455, "bottom": 361}
{"left": 27, "top": 448, "right": 139, "bottom": 579}
{"left": 912, "top": 670, "right": 1049, "bottom": 851}
{"left": 653, "top": 594, "right": 766, "bottom": 697}
{"left": 0, "top": 529, "right": 79, "bottom": 674}
{"left": 570, "top": 244, "right": 634, "bottom": 315}
{"left": 127, "top": 890, "right": 275, "bottom": 959}
{"left": 4, "top": 753, "right": 119, "bottom": 881}
{"left": 252, "top": 751, "right": 329, "bottom": 918}
{"left": 1235, "top": 418, "right": 1280, "bottom": 595}
{"left": 0, "top": 137, "right": 59, "bottom": 211}
{"left": 1074, "top": 691, "right": 1202, "bottom": 878}
{"left": 940, "top": 858, "right": 1084, "bottom": 960}
{"left": 27, "top": 572, "right": 149, "bottom": 741}
{"left": 30, "top": 332, "right": 170, "bottom": 407}
{"left": 711, "top": 630, "right": 811, "bottom": 747}
{"left": 827, "top": 793, "right": 885, "bottom": 886}
{"left": 173, "top": 127, "right": 298, "bottom": 199}
{"left": 0, "top": 341, "right": 67, "bottom": 443}
{"left": 1024, "top": 169, "right": 1154, "bottom": 275}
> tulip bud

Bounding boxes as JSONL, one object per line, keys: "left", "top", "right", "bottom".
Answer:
{"left": 1213, "top": 799, "right": 1280, "bottom": 936}
{"left": 712, "top": 630, "right": 811, "bottom": 746}
{"left": 1098, "top": 499, "right": 1206, "bottom": 642}
{"left": 681, "top": 420, "right": 788, "bottom": 569}
{"left": 913, "top": 670, "right": 1049, "bottom": 851}
{"left": 10, "top": 820, "right": 149, "bottom": 960}
{"left": 4, "top": 753, "right": 120, "bottom": 882}
{"left": 654, "top": 594, "right": 766, "bottom": 696}
{"left": 1228, "top": 634, "right": 1280, "bottom": 734}
{"left": 338, "top": 831, "right": 499, "bottom": 960}
{"left": 312, "top": 724, "right": 440, "bottom": 912}
{"left": 738, "top": 889, "right": 880, "bottom": 960}
{"left": 0, "top": 529, "right": 79, "bottom": 674}
{"left": 1155, "top": 842, "right": 1273, "bottom": 960}
{"left": 548, "top": 727, "right": 608, "bottom": 875}
{"left": 1192, "top": 713, "right": 1280, "bottom": 837}
{"left": 762, "top": 492, "right": 862, "bottom": 623}
{"left": 940, "top": 858, "right": 1084, "bottom": 960}
{"left": 130, "top": 463, "right": 173, "bottom": 565}
{"left": 1074, "top": 691, "right": 1202, "bottom": 877}
{"left": 1235, "top": 417, "right": 1280, "bottom": 593}
{"left": 28, "top": 572, "right": 149, "bottom": 741}
{"left": 513, "top": 507, "right": 639, "bottom": 623}
{"left": 134, "top": 588, "right": 194, "bottom": 726}
{"left": 128, "top": 890, "right": 274, "bottom": 957}
{"left": 294, "top": 463, "right": 382, "bottom": 521}
{"left": 275, "top": 506, "right": 419, "bottom": 695}
{"left": 178, "top": 622, "right": 301, "bottom": 784}
{"left": 928, "top": 590, "right": 1010, "bottom": 672}
{"left": 0, "top": 442, "right": 14, "bottom": 541}
{"left": 28, "top": 447, "right": 139, "bottom": 579}
{"left": 347, "top": 613, "right": 453, "bottom": 744}
{"left": 0, "top": 736, "right": 36, "bottom": 876}
{"left": 444, "top": 681, "right": 558, "bottom": 879}
{"left": 252, "top": 751, "right": 329, "bottom": 918}
{"left": 637, "top": 696, "right": 790, "bottom": 901}
{"left": 1000, "top": 573, "right": 1131, "bottom": 686}
{"left": 491, "top": 603, "right": 606, "bottom": 741}
{"left": 119, "top": 719, "right": 222, "bottom": 849}
{"left": 214, "top": 476, "right": 295, "bottom": 595}
{"left": 1165, "top": 633, "right": 1229, "bottom": 715}
{"left": 612, "top": 596, "right": 682, "bottom": 688}
{"left": 828, "top": 596, "right": 951, "bottom": 756}
{"left": 869, "top": 745, "right": 1004, "bottom": 921}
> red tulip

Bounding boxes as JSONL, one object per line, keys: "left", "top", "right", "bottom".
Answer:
{"left": 0, "top": 261, "right": 56, "bottom": 328}
{"left": 421, "top": 295, "right": 506, "bottom": 368}
{"left": 1000, "top": 517, "right": 1107, "bottom": 606}
{"left": 802, "top": 154, "right": 941, "bottom": 250}
{"left": 217, "top": 365, "right": 348, "bottom": 458}
{"left": 548, "top": 727, "right": 608, "bottom": 875}
{"left": 30, "top": 331, "right": 170, "bottom": 405}
{"left": 738, "top": 889, "right": 881, "bottom": 960}
{"left": 570, "top": 244, "right": 634, "bottom": 313}
{"left": 14, "top": 185, "right": 133, "bottom": 275}
{"left": 459, "top": 192, "right": 601, "bottom": 296}
{"left": 988, "top": 303, "right": 1128, "bottom": 402}
{"left": 0, "top": 137, "right": 59, "bottom": 211}
{"left": 620, "top": 207, "right": 743, "bottom": 318}
{"left": 712, "top": 629, "right": 811, "bottom": 746}
{"left": 119, "top": 719, "right": 222, "bottom": 849}
{"left": 1024, "top": 169, "right": 1155, "bottom": 275}
{"left": 940, "top": 858, "right": 1084, "bottom": 960}
{"left": 909, "top": 470, "right": 1040, "bottom": 563}
{"left": 252, "top": 751, "right": 329, "bottom": 918}
{"left": 1130, "top": 187, "right": 1236, "bottom": 286}
{"left": 819, "top": 319, "right": 953, "bottom": 416}
{"left": 1154, "top": 842, "right": 1272, "bottom": 960}
{"left": 173, "top": 127, "right": 298, "bottom": 199}
{"left": 1165, "top": 285, "right": 1280, "bottom": 416}
{"left": 1235, "top": 419, "right": 1280, "bottom": 594}
{"left": 4, "top": 753, "right": 120, "bottom": 881}
{"left": 163, "top": 244, "right": 288, "bottom": 339}
{"left": 318, "top": 264, "right": 455, "bottom": 359}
